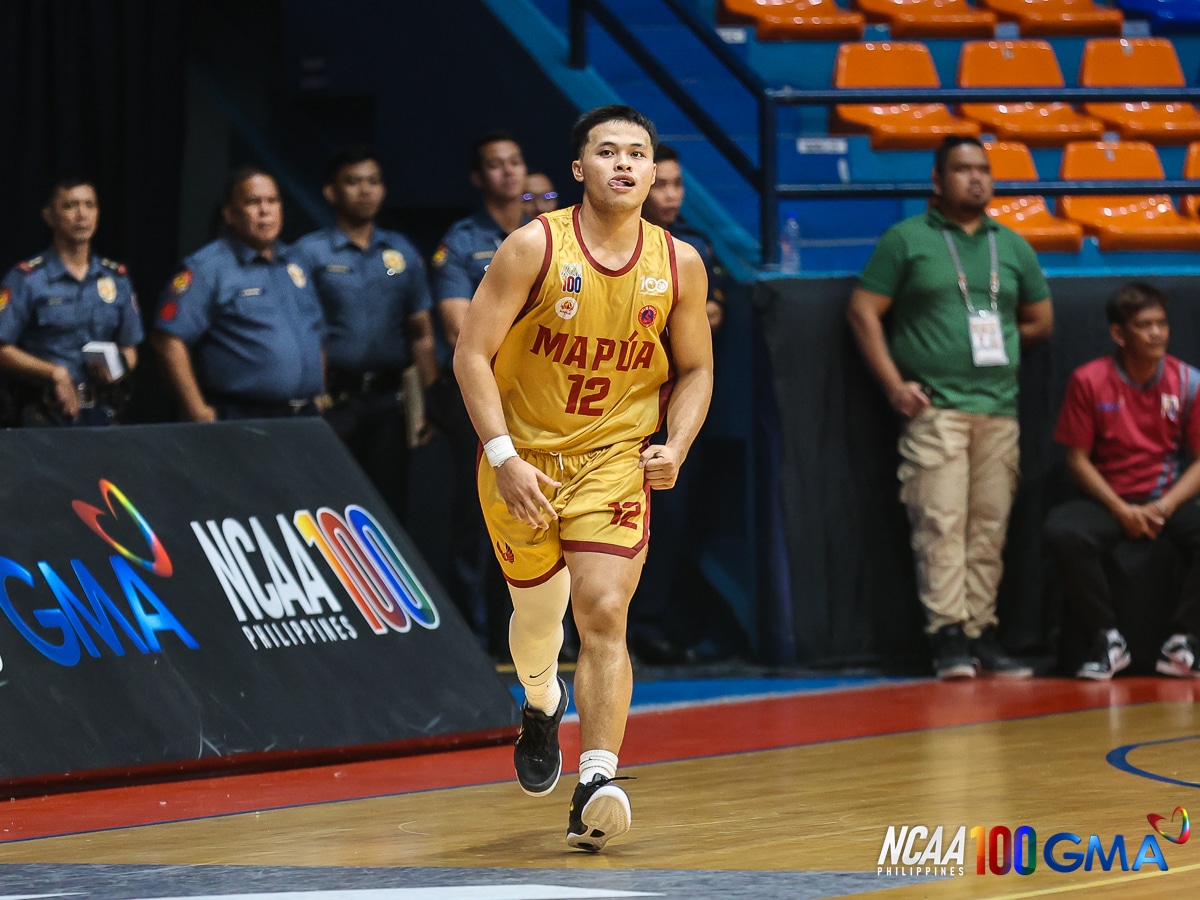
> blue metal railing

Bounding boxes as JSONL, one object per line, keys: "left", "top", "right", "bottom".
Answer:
{"left": 566, "top": 0, "right": 1200, "bottom": 263}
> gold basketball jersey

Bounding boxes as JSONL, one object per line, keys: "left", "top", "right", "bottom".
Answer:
{"left": 493, "top": 205, "right": 676, "bottom": 454}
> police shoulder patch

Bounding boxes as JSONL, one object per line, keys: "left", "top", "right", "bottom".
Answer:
{"left": 17, "top": 255, "right": 44, "bottom": 274}
{"left": 172, "top": 270, "right": 193, "bottom": 296}
{"left": 431, "top": 243, "right": 449, "bottom": 270}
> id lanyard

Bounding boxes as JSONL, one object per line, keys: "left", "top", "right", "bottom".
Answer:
{"left": 943, "top": 229, "right": 1008, "bottom": 367}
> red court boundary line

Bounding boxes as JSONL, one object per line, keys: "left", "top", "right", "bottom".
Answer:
{"left": 3, "top": 677, "right": 1195, "bottom": 843}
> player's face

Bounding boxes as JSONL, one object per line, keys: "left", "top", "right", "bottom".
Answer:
{"left": 643, "top": 159, "right": 683, "bottom": 227}
{"left": 1113, "top": 304, "right": 1169, "bottom": 363}
{"left": 474, "top": 140, "right": 528, "bottom": 204}
{"left": 225, "top": 174, "right": 283, "bottom": 251}
{"left": 933, "top": 144, "right": 993, "bottom": 216}
{"left": 327, "top": 159, "right": 385, "bottom": 224}
{"left": 44, "top": 184, "right": 99, "bottom": 246}
{"left": 573, "top": 121, "right": 656, "bottom": 213}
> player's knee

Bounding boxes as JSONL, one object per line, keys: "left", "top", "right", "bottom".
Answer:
{"left": 574, "top": 596, "right": 629, "bottom": 641}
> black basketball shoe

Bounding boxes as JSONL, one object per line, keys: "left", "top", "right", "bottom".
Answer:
{"left": 514, "top": 676, "right": 568, "bottom": 797}
{"left": 566, "top": 774, "right": 632, "bottom": 852}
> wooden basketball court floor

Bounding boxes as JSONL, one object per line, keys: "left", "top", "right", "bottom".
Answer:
{"left": 0, "top": 674, "right": 1197, "bottom": 899}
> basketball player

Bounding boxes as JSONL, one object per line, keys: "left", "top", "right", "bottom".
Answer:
{"left": 453, "top": 105, "right": 712, "bottom": 850}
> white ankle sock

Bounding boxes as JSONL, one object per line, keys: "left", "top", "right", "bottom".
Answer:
{"left": 579, "top": 749, "right": 618, "bottom": 784}
{"left": 524, "top": 677, "right": 562, "bottom": 716}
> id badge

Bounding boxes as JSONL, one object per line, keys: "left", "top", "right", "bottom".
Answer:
{"left": 968, "top": 309, "right": 1008, "bottom": 367}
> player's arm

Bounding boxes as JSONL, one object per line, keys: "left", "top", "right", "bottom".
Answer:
{"left": 453, "top": 222, "right": 560, "bottom": 528}
{"left": 846, "top": 286, "right": 929, "bottom": 418}
{"left": 641, "top": 238, "right": 713, "bottom": 491}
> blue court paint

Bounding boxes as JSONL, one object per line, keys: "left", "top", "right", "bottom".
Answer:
{"left": 1106, "top": 734, "right": 1200, "bottom": 789}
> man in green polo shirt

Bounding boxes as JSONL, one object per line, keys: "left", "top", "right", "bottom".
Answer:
{"left": 847, "top": 135, "right": 1054, "bottom": 680}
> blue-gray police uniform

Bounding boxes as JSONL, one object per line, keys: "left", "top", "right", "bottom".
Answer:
{"left": 430, "top": 210, "right": 522, "bottom": 651}
{"left": 155, "top": 236, "right": 324, "bottom": 418}
{"left": 292, "top": 226, "right": 431, "bottom": 380}
{"left": 669, "top": 219, "right": 727, "bottom": 307}
{"left": 0, "top": 249, "right": 142, "bottom": 426}
{"left": 431, "top": 210, "right": 509, "bottom": 308}
{"left": 291, "top": 225, "right": 433, "bottom": 516}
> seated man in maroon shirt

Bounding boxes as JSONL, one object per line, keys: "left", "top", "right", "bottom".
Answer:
{"left": 1046, "top": 281, "right": 1200, "bottom": 680}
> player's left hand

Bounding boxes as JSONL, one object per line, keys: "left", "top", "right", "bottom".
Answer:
{"left": 640, "top": 444, "right": 682, "bottom": 490}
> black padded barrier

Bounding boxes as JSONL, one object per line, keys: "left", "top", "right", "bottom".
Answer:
{"left": 0, "top": 419, "right": 517, "bottom": 792}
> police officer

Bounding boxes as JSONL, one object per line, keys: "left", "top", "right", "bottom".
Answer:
{"left": 0, "top": 177, "right": 142, "bottom": 426}
{"left": 151, "top": 165, "right": 325, "bottom": 422}
{"left": 291, "top": 147, "right": 438, "bottom": 518}
{"left": 431, "top": 131, "right": 530, "bottom": 652}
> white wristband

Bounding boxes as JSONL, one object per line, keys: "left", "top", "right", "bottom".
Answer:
{"left": 484, "top": 434, "right": 518, "bottom": 469}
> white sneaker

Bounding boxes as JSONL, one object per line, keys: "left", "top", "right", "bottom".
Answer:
{"left": 1077, "top": 629, "right": 1131, "bottom": 680}
{"left": 1156, "top": 634, "right": 1200, "bottom": 678}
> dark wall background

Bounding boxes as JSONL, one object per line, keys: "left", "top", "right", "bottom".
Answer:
{"left": 755, "top": 274, "right": 1200, "bottom": 671}
{"left": 0, "top": 0, "right": 187, "bottom": 320}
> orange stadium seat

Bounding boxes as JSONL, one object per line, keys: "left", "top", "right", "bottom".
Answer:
{"left": 831, "top": 42, "right": 981, "bottom": 149}
{"left": 718, "top": 0, "right": 865, "bottom": 40}
{"left": 1058, "top": 141, "right": 1200, "bottom": 251}
{"left": 958, "top": 41, "right": 1105, "bottom": 146}
{"left": 1183, "top": 142, "right": 1200, "bottom": 218}
{"left": 1079, "top": 38, "right": 1200, "bottom": 144}
{"left": 978, "top": 0, "right": 1123, "bottom": 36}
{"left": 983, "top": 141, "right": 1084, "bottom": 251}
{"left": 853, "top": 0, "right": 996, "bottom": 38}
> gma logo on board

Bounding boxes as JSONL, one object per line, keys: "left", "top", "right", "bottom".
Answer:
{"left": 876, "top": 807, "right": 1190, "bottom": 877}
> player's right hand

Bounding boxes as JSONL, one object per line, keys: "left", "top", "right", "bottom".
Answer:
{"left": 496, "top": 456, "right": 561, "bottom": 530}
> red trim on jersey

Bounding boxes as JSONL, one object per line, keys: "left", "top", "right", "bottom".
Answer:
{"left": 517, "top": 216, "right": 554, "bottom": 322}
{"left": 666, "top": 230, "right": 679, "bottom": 310}
{"left": 572, "top": 204, "right": 643, "bottom": 277}
{"left": 505, "top": 557, "right": 567, "bottom": 588}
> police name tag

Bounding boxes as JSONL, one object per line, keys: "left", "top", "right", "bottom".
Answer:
{"left": 968, "top": 308, "right": 1008, "bottom": 367}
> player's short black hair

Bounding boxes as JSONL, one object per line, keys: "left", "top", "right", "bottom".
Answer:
{"left": 1107, "top": 281, "right": 1170, "bottom": 326}
{"left": 326, "top": 145, "right": 380, "bottom": 184}
{"left": 471, "top": 131, "right": 521, "bottom": 172}
{"left": 223, "top": 164, "right": 276, "bottom": 204}
{"left": 934, "top": 135, "right": 987, "bottom": 175}
{"left": 570, "top": 105, "right": 659, "bottom": 161}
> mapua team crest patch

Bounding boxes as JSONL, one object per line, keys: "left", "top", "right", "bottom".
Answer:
{"left": 556, "top": 296, "right": 579, "bottom": 320}
{"left": 638, "top": 304, "right": 658, "bottom": 327}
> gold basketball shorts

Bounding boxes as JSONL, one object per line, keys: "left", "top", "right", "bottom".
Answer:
{"left": 477, "top": 438, "right": 651, "bottom": 586}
